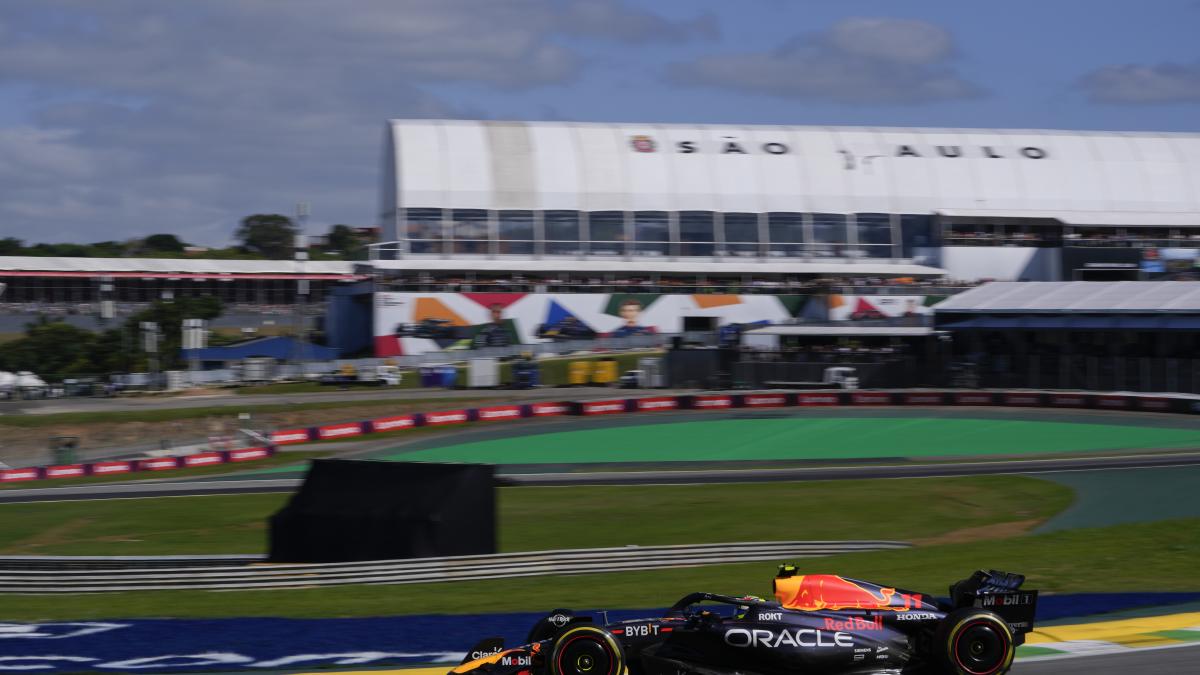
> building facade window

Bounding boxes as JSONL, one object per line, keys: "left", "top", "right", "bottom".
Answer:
{"left": 855, "top": 213, "right": 893, "bottom": 258}
{"left": 544, "top": 210, "right": 582, "bottom": 255}
{"left": 679, "top": 211, "right": 716, "bottom": 256}
{"left": 767, "top": 212, "right": 805, "bottom": 257}
{"left": 403, "top": 208, "right": 443, "bottom": 254}
{"left": 810, "top": 213, "right": 848, "bottom": 256}
{"left": 449, "top": 209, "right": 489, "bottom": 254}
{"left": 633, "top": 211, "right": 669, "bottom": 256}
{"left": 723, "top": 212, "right": 760, "bottom": 256}
{"left": 588, "top": 211, "right": 626, "bottom": 255}
{"left": 497, "top": 210, "right": 534, "bottom": 255}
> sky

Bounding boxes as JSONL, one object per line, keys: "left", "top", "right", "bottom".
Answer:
{"left": 1, "top": 0, "right": 1198, "bottom": 246}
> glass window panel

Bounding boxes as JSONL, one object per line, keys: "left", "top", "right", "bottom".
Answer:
{"left": 449, "top": 209, "right": 489, "bottom": 254}
{"left": 403, "top": 208, "right": 443, "bottom": 254}
{"left": 680, "top": 211, "right": 715, "bottom": 256}
{"left": 587, "top": 211, "right": 625, "bottom": 255}
{"left": 900, "top": 214, "right": 934, "bottom": 257}
{"left": 811, "top": 213, "right": 847, "bottom": 243}
{"left": 767, "top": 212, "right": 804, "bottom": 257}
{"left": 634, "top": 211, "right": 668, "bottom": 255}
{"left": 724, "top": 212, "right": 759, "bottom": 255}
{"left": 498, "top": 210, "right": 534, "bottom": 255}
{"left": 856, "top": 213, "right": 892, "bottom": 258}
{"left": 809, "top": 213, "right": 846, "bottom": 256}
{"left": 855, "top": 214, "right": 892, "bottom": 245}
{"left": 545, "top": 210, "right": 581, "bottom": 255}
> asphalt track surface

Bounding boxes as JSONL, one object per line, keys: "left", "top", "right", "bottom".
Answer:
{"left": 267, "top": 646, "right": 1200, "bottom": 675}
{"left": 1015, "top": 644, "right": 1200, "bottom": 674}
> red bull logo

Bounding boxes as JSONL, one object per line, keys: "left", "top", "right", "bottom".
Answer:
{"left": 823, "top": 616, "right": 883, "bottom": 631}
{"left": 774, "top": 575, "right": 926, "bottom": 612}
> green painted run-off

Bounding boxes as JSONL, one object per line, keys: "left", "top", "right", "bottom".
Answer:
{"left": 386, "top": 417, "right": 1200, "bottom": 465}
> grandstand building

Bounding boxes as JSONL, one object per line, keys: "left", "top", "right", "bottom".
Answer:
{"left": 0, "top": 257, "right": 362, "bottom": 334}
{"left": 375, "top": 120, "right": 1200, "bottom": 283}
{"left": 0, "top": 257, "right": 359, "bottom": 304}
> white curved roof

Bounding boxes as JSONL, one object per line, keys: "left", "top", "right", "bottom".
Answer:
{"left": 384, "top": 120, "right": 1200, "bottom": 220}
{"left": 934, "top": 281, "right": 1200, "bottom": 313}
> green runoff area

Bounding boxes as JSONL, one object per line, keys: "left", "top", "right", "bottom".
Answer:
{"left": 389, "top": 416, "right": 1200, "bottom": 464}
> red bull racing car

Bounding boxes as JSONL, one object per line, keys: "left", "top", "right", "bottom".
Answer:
{"left": 451, "top": 567, "right": 1036, "bottom": 675}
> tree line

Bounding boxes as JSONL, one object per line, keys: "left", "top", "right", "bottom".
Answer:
{"left": 0, "top": 214, "right": 373, "bottom": 261}
{"left": 0, "top": 297, "right": 225, "bottom": 378}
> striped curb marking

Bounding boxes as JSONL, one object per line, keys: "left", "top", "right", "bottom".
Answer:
{"left": 1019, "top": 610, "right": 1200, "bottom": 658}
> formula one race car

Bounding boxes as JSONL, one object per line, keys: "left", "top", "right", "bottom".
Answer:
{"left": 450, "top": 567, "right": 1037, "bottom": 675}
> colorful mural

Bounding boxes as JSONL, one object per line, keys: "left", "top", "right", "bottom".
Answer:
{"left": 373, "top": 292, "right": 811, "bottom": 356}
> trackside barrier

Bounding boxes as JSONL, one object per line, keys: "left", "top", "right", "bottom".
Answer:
{"left": 0, "top": 447, "right": 276, "bottom": 484}
{"left": 531, "top": 402, "right": 570, "bottom": 416}
{"left": 3, "top": 390, "right": 1199, "bottom": 484}
{"left": 473, "top": 405, "right": 523, "bottom": 422}
{"left": 0, "top": 540, "right": 910, "bottom": 593}
{"left": 271, "top": 428, "right": 313, "bottom": 445}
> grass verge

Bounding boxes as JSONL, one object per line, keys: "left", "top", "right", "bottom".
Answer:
{"left": 2, "top": 518, "right": 1195, "bottom": 621}
{"left": 0, "top": 396, "right": 510, "bottom": 428}
{"left": 0, "top": 475, "right": 1070, "bottom": 556}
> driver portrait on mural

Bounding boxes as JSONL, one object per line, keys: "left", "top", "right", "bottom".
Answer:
{"left": 611, "top": 298, "right": 656, "bottom": 338}
{"left": 473, "top": 303, "right": 518, "bottom": 348}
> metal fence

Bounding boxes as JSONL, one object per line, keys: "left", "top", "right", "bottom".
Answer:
{"left": 0, "top": 540, "right": 909, "bottom": 593}
{"left": 970, "top": 356, "right": 1200, "bottom": 394}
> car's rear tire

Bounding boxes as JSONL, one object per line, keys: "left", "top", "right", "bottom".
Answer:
{"left": 548, "top": 625, "right": 625, "bottom": 675}
{"left": 933, "top": 608, "right": 1015, "bottom": 675}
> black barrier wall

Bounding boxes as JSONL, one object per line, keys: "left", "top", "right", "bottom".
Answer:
{"left": 268, "top": 460, "right": 496, "bottom": 563}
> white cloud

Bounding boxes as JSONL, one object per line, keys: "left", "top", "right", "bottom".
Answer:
{"left": 0, "top": 0, "right": 712, "bottom": 244}
{"left": 1080, "top": 62, "right": 1200, "bottom": 104}
{"left": 666, "top": 17, "right": 983, "bottom": 104}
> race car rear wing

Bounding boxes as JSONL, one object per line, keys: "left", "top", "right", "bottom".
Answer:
{"left": 950, "top": 569, "right": 1038, "bottom": 635}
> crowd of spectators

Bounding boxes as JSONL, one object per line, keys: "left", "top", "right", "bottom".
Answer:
{"left": 943, "top": 224, "right": 1200, "bottom": 248}
{"left": 381, "top": 273, "right": 978, "bottom": 295}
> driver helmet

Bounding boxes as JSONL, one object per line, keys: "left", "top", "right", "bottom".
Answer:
{"left": 734, "top": 595, "right": 765, "bottom": 620}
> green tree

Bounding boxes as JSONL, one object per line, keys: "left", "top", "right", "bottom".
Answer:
{"left": 236, "top": 214, "right": 297, "bottom": 259}
{"left": 0, "top": 237, "right": 23, "bottom": 255}
{"left": 122, "top": 296, "right": 224, "bottom": 370}
{"left": 324, "top": 224, "right": 365, "bottom": 259}
{"left": 0, "top": 318, "right": 98, "bottom": 377}
{"left": 142, "top": 234, "right": 186, "bottom": 254}
{"left": 27, "top": 242, "right": 89, "bottom": 257}
{"left": 87, "top": 241, "right": 127, "bottom": 257}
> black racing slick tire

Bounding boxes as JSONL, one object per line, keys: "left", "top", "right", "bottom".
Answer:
{"left": 933, "top": 608, "right": 1016, "bottom": 675}
{"left": 548, "top": 625, "right": 625, "bottom": 675}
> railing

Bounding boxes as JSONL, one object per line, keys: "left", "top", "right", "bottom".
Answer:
{"left": 368, "top": 241, "right": 917, "bottom": 266}
{"left": 0, "top": 541, "right": 909, "bottom": 593}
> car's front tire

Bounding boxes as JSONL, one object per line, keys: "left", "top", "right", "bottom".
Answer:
{"left": 933, "top": 608, "right": 1016, "bottom": 675}
{"left": 548, "top": 625, "right": 625, "bottom": 675}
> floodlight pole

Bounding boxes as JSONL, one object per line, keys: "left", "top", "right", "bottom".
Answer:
{"left": 294, "top": 202, "right": 311, "bottom": 371}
